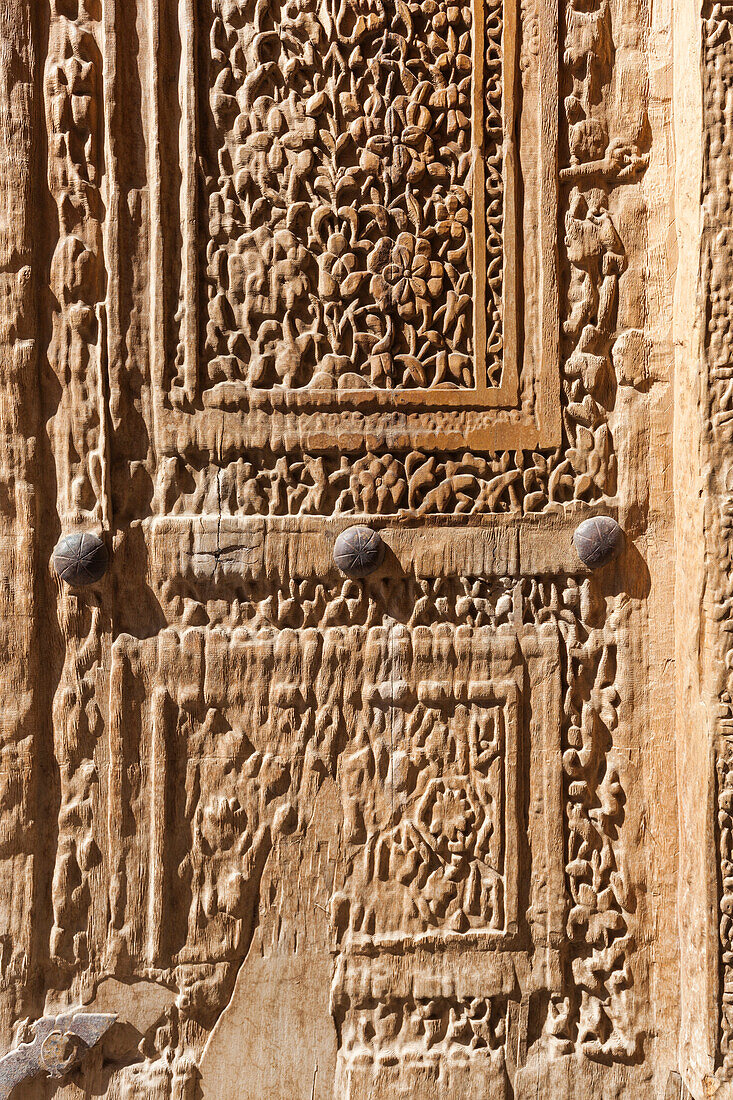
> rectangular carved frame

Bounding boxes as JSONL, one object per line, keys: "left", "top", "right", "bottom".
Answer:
{"left": 146, "top": 0, "right": 562, "bottom": 457}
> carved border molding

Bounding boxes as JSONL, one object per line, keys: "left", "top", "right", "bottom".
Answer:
{"left": 703, "top": 0, "right": 733, "bottom": 1079}
{"left": 161, "top": 0, "right": 561, "bottom": 431}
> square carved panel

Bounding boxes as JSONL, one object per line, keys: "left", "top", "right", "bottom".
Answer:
{"left": 106, "top": 622, "right": 564, "bottom": 977}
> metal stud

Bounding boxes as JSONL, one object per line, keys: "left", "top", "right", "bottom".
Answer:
{"left": 53, "top": 533, "right": 109, "bottom": 587}
{"left": 573, "top": 515, "right": 624, "bottom": 570}
{"left": 333, "top": 525, "right": 384, "bottom": 578}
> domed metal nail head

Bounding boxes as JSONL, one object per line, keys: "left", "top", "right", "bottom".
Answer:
{"left": 53, "top": 532, "right": 109, "bottom": 587}
{"left": 333, "top": 525, "right": 384, "bottom": 578}
{"left": 573, "top": 515, "right": 624, "bottom": 570}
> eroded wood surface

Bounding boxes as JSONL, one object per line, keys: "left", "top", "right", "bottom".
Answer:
{"left": 0, "top": 0, "right": 720, "bottom": 1095}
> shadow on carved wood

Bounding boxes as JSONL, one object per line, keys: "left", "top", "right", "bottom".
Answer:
{"left": 0, "top": 0, "right": 688, "bottom": 1092}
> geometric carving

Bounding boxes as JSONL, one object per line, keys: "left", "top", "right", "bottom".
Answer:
{"left": 332, "top": 646, "right": 523, "bottom": 944}
{"left": 89, "top": 574, "right": 639, "bottom": 1082}
{"left": 105, "top": 626, "right": 544, "bottom": 966}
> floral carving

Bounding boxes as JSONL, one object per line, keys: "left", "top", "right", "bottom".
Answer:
{"left": 200, "top": 0, "right": 490, "bottom": 393}
{"left": 157, "top": 444, "right": 619, "bottom": 519}
{"left": 45, "top": 0, "right": 110, "bottom": 526}
{"left": 421, "top": 780, "right": 479, "bottom": 866}
{"left": 148, "top": 0, "right": 652, "bottom": 518}
{"left": 559, "top": 0, "right": 648, "bottom": 503}
{"left": 333, "top": 684, "right": 508, "bottom": 938}
{"left": 368, "top": 235, "right": 444, "bottom": 324}
{"left": 544, "top": 589, "right": 637, "bottom": 1062}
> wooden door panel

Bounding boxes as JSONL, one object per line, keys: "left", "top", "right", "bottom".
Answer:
{"left": 0, "top": 0, "right": 692, "bottom": 1093}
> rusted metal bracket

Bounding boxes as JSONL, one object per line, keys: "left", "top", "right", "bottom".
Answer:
{"left": 0, "top": 1009, "right": 116, "bottom": 1099}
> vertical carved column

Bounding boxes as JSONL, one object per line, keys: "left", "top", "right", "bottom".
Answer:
{"left": 683, "top": 0, "right": 733, "bottom": 1092}
{"left": 45, "top": 0, "right": 110, "bottom": 530}
{"left": 0, "top": 0, "right": 43, "bottom": 1045}
{"left": 703, "top": 1, "right": 733, "bottom": 1088}
{"left": 43, "top": 0, "right": 113, "bottom": 998}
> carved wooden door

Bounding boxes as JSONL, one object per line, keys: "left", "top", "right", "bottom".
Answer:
{"left": 0, "top": 0, "right": 726, "bottom": 1096}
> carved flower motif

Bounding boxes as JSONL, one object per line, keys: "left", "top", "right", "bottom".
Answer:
{"left": 359, "top": 97, "right": 445, "bottom": 185}
{"left": 349, "top": 453, "right": 406, "bottom": 513}
{"left": 426, "top": 0, "right": 471, "bottom": 33}
{"left": 430, "top": 81, "right": 471, "bottom": 139}
{"left": 434, "top": 189, "right": 471, "bottom": 241}
{"left": 425, "top": 0, "right": 472, "bottom": 73}
{"left": 426, "top": 783, "right": 476, "bottom": 855}
{"left": 367, "top": 233, "right": 443, "bottom": 321}
{"left": 234, "top": 97, "right": 317, "bottom": 195}
{"left": 318, "top": 232, "right": 364, "bottom": 299}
